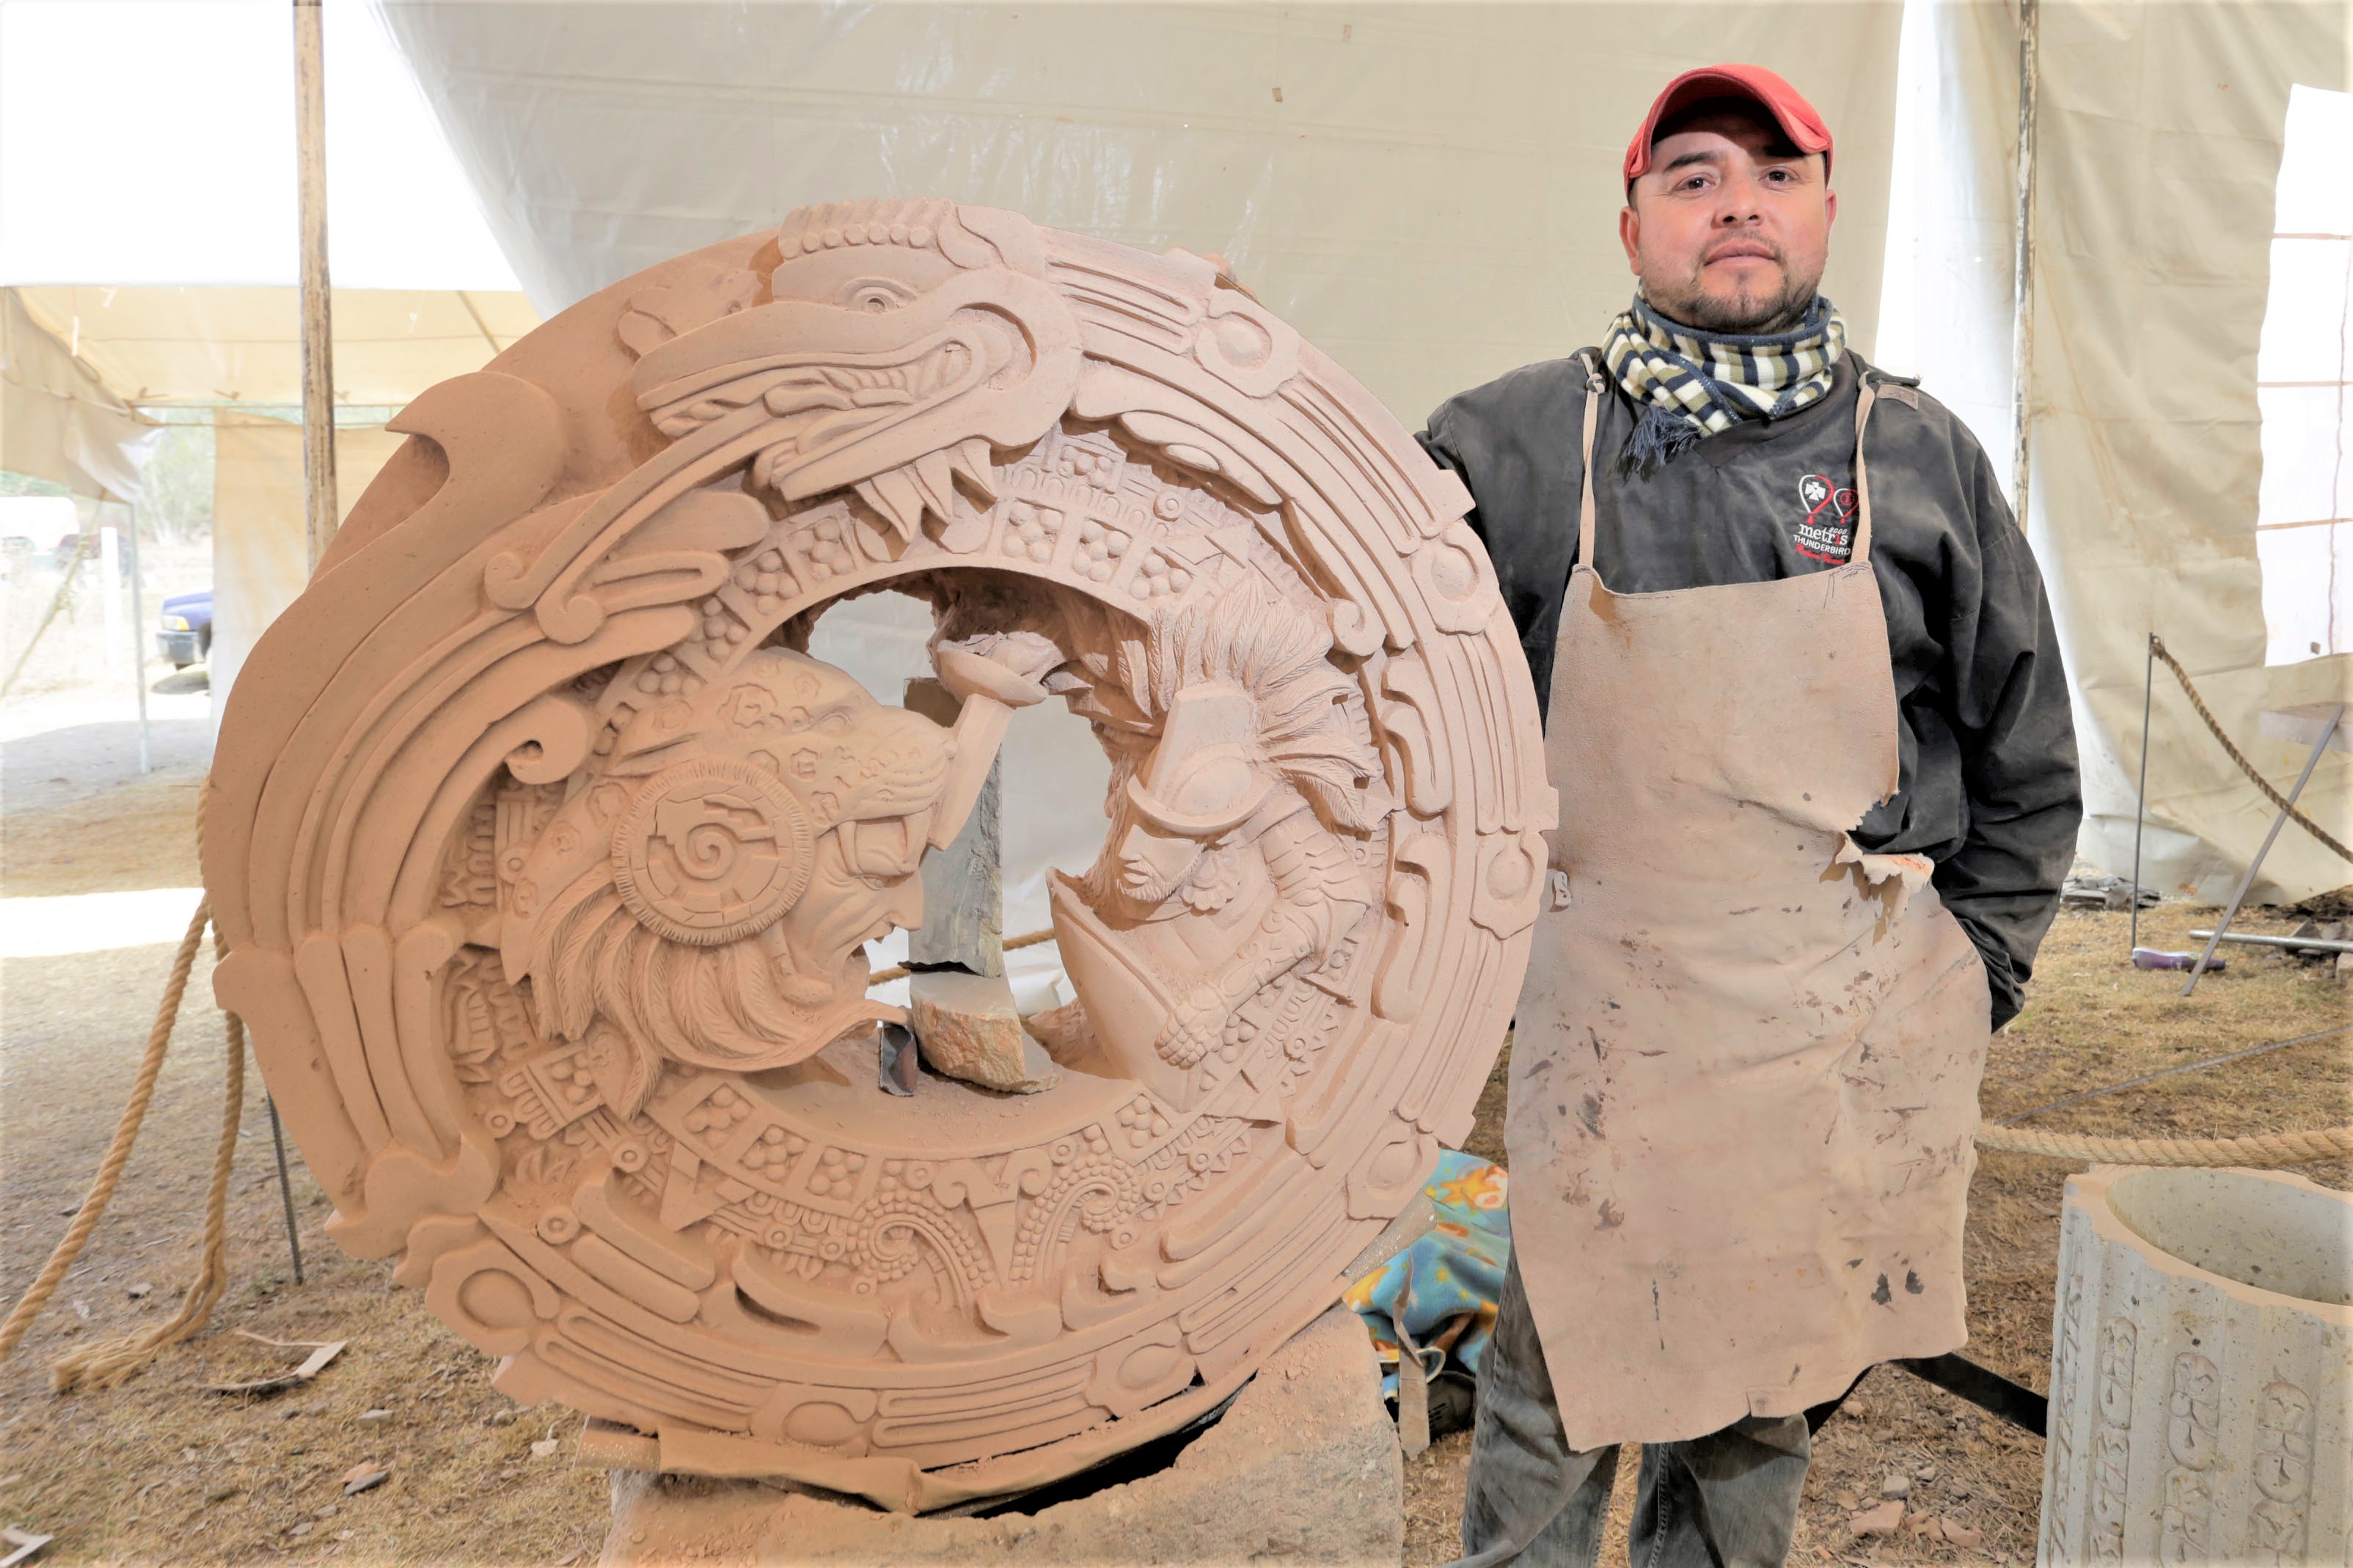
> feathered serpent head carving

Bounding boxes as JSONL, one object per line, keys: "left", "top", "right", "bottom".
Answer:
{"left": 618, "top": 198, "right": 1083, "bottom": 552}
{"left": 506, "top": 648, "right": 951, "bottom": 1117}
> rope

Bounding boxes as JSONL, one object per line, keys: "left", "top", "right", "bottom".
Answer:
{"left": 48, "top": 923, "right": 247, "bottom": 1393}
{"left": 4, "top": 892, "right": 1054, "bottom": 1376}
{"left": 886, "top": 926, "right": 2353, "bottom": 1167}
{"left": 2, "top": 783, "right": 259, "bottom": 1389}
{"left": 1975, "top": 1121, "right": 2353, "bottom": 1167}
{"left": 867, "top": 926, "right": 1058, "bottom": 987}
{"left": 2151, "top": 636, "right": 2350, "bottom": 865}
{"left": 0, "top": 898, "right": 211, "bottom": 1364}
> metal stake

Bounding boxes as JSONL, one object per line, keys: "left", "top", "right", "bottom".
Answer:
{"left": 100, "top": 526, "right": 125, "bottom": 680}
{"left": 266, "top": 1096, "right": 304, "bottom": 1283}
{"left": 2129, "top": 632, "right": 2154, "bottom": 950}
{"left": 2181, "top": 701, "right": 2347, "bottom": 996}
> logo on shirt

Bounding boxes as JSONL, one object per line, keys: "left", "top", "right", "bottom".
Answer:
{"left": 1794, "top": 472, "right": 1858, "bottom": 563}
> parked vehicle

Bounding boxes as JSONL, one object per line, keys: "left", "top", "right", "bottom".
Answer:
{"left": 158, "top": 589, "right": 213, "bottom": 667}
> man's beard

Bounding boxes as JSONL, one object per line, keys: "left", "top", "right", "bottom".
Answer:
{"left": 1649, "top": 249, "right": 1820, "bottom": 335}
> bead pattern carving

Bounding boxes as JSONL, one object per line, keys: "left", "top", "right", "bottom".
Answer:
{"left": 2159, "top": 1352, "right": 2219, "bottom": 1564}
{"left": 203, "top": 198, "right": 1550, "bottom": 1510}
{"left": 2044, "top": 1269, "right": 2087, "bottom": 1567}
{"left": 2247, "top": 1379, "right": 2315, "bottom": 1563}
{"left": 2087, "top": 1316, "right": 2138, "bottom": 1563}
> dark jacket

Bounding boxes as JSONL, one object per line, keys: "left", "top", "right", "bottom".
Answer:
{"left": 1418, "top": 351, "right": 2081, "bottom": 1029}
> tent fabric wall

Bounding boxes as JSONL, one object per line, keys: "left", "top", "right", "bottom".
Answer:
{"left": 376, "top": 0, "right": 1905, "bottom": 916}
{"left": 381, "top": 0, "right": 2349, "bottom": 903}
{"left": 1873, "top": 0, "right": 2020, "bottom": 480}
{"left": 211, "top": 415, "right": 404, "bottom": 718}
{"left": 2032, "top": 1, "right": 2351, "bottom": 903}
{"left": 0, "top": 289, "right": 158, "bottom": 501}
{"left": 1898, "top": 0, "right": 2349, "bottom": 904}
{"left": 378, "top": 1, "right": 1903, "bottom": 426}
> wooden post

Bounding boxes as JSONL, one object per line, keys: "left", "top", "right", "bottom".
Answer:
{"left": 2008, "top": 0, "right": 2041, "bottom": 530}
{"left": 274, "top": 0, "right": 332, "bottom": 1286}
{"left": 294, "top": 0, "right": 337, "bottom": 572}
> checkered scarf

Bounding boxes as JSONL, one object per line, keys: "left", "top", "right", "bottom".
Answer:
{"left": 1600, "top": 292, "right": 1846, "bottom": 471}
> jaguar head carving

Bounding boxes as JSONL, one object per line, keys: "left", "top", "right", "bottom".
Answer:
{"left": 506, "top": 648, "right": 952, "bottom": 1117}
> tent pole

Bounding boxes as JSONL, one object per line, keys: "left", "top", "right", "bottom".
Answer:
{"left": 100, "top": 524, "right": 125, "bottom": 681}
{"left": 2008, "top": 0, "right": 2040, "bottom": 530}
{"left": 2129, "top": 632, "right": 2154, "bottom": 950}
{"left": 294, "top": 0, "right": 337, "bottom": 570}
{"left": 124, "top": 515, "right": 150, "bottom": 774}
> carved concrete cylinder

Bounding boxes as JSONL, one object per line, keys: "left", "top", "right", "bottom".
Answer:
{"left": 2038, "top": 1166, "right": 2352, "bottom": 1566}
{"left": 203, "top": 200, "right": 1552, "bottom": 1512}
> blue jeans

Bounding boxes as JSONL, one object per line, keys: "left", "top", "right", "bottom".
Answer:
{"left": 1455, "top": 1256, "right": 1811, "bottom": 1568}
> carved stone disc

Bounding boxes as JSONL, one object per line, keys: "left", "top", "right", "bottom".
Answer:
{"left": 202, "top": 198, "right": 1555, "bottom": 1512}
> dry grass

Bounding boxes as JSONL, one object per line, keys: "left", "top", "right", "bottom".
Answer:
{"left": 2, "top": 744, "right": 2344, "bottom": 1566}
{"left": 1, "top": 759, "right": 605, "bottom": 1566}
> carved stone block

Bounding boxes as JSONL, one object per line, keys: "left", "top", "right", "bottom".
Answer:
{"left": 202, "top": 197, "right": 1551, "bottom": 1504}
{"left": 908, "top": 969, "right": 1057, "bottom": 1093}
{"left": 2038, "top": 1167, "right": 2350, "bottom": 1566}
{"left": 903, "top": 676, "right": 1002, "bottom": 977}
{"left": 598, "top": 1303, "right": 1402, "bottom": 1564}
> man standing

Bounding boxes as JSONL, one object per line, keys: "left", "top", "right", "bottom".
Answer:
{"left": 1418, "top": 67, "right": 2081, "bottom": 1567}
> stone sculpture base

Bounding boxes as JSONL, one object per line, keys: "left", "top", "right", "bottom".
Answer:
{"left": 595, "top": 1305, "right": 1403, "bottom": 1566}
{"left": 2038, "top": 1165, "right": 2350, "bottom": 1566}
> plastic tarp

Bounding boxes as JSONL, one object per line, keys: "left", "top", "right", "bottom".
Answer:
{"left": 1883, "top": 0, "right": 2349, "bottom": 904}
{"left": 0, "top": 289, "right": 158, "bottom": 502}
{"left": 7, "top": 287, "right": 538, "bottom": 409}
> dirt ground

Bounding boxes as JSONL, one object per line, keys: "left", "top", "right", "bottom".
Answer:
{"left": 2, "top": 725, "right": 2346, "bottom": 1565}
{"left": 1402, "top": 895, "right": 2351, "bottom": 1568}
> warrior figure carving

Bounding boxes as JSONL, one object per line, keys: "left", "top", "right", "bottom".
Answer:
{"left": 1052, "top": 580, "right": 1384, "bottom": 1105}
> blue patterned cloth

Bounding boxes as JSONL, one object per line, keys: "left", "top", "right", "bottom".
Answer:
{"left": 1344, "top": 1151, "right": 1511, "bottom": 1398}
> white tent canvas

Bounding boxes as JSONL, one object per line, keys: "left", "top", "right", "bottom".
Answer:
{"left": 376, "top": 0, "right": 2350, "bottom": 901}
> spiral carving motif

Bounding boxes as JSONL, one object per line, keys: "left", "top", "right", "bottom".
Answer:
{"left": 610, "top": 756, "right": 813, "bottom": 945}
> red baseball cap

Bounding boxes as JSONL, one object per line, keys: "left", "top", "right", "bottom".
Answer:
{"left": 1623, "top": 65, "right": 1832, "bottom": 186}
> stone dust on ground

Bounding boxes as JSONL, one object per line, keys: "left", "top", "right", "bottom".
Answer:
{"left": 3, "top": 725, "right": 2346, "bottom": 1566}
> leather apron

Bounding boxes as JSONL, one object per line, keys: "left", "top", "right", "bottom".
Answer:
{"left": 1509, "top": 357, "right": 1991, "bottom": 1451}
